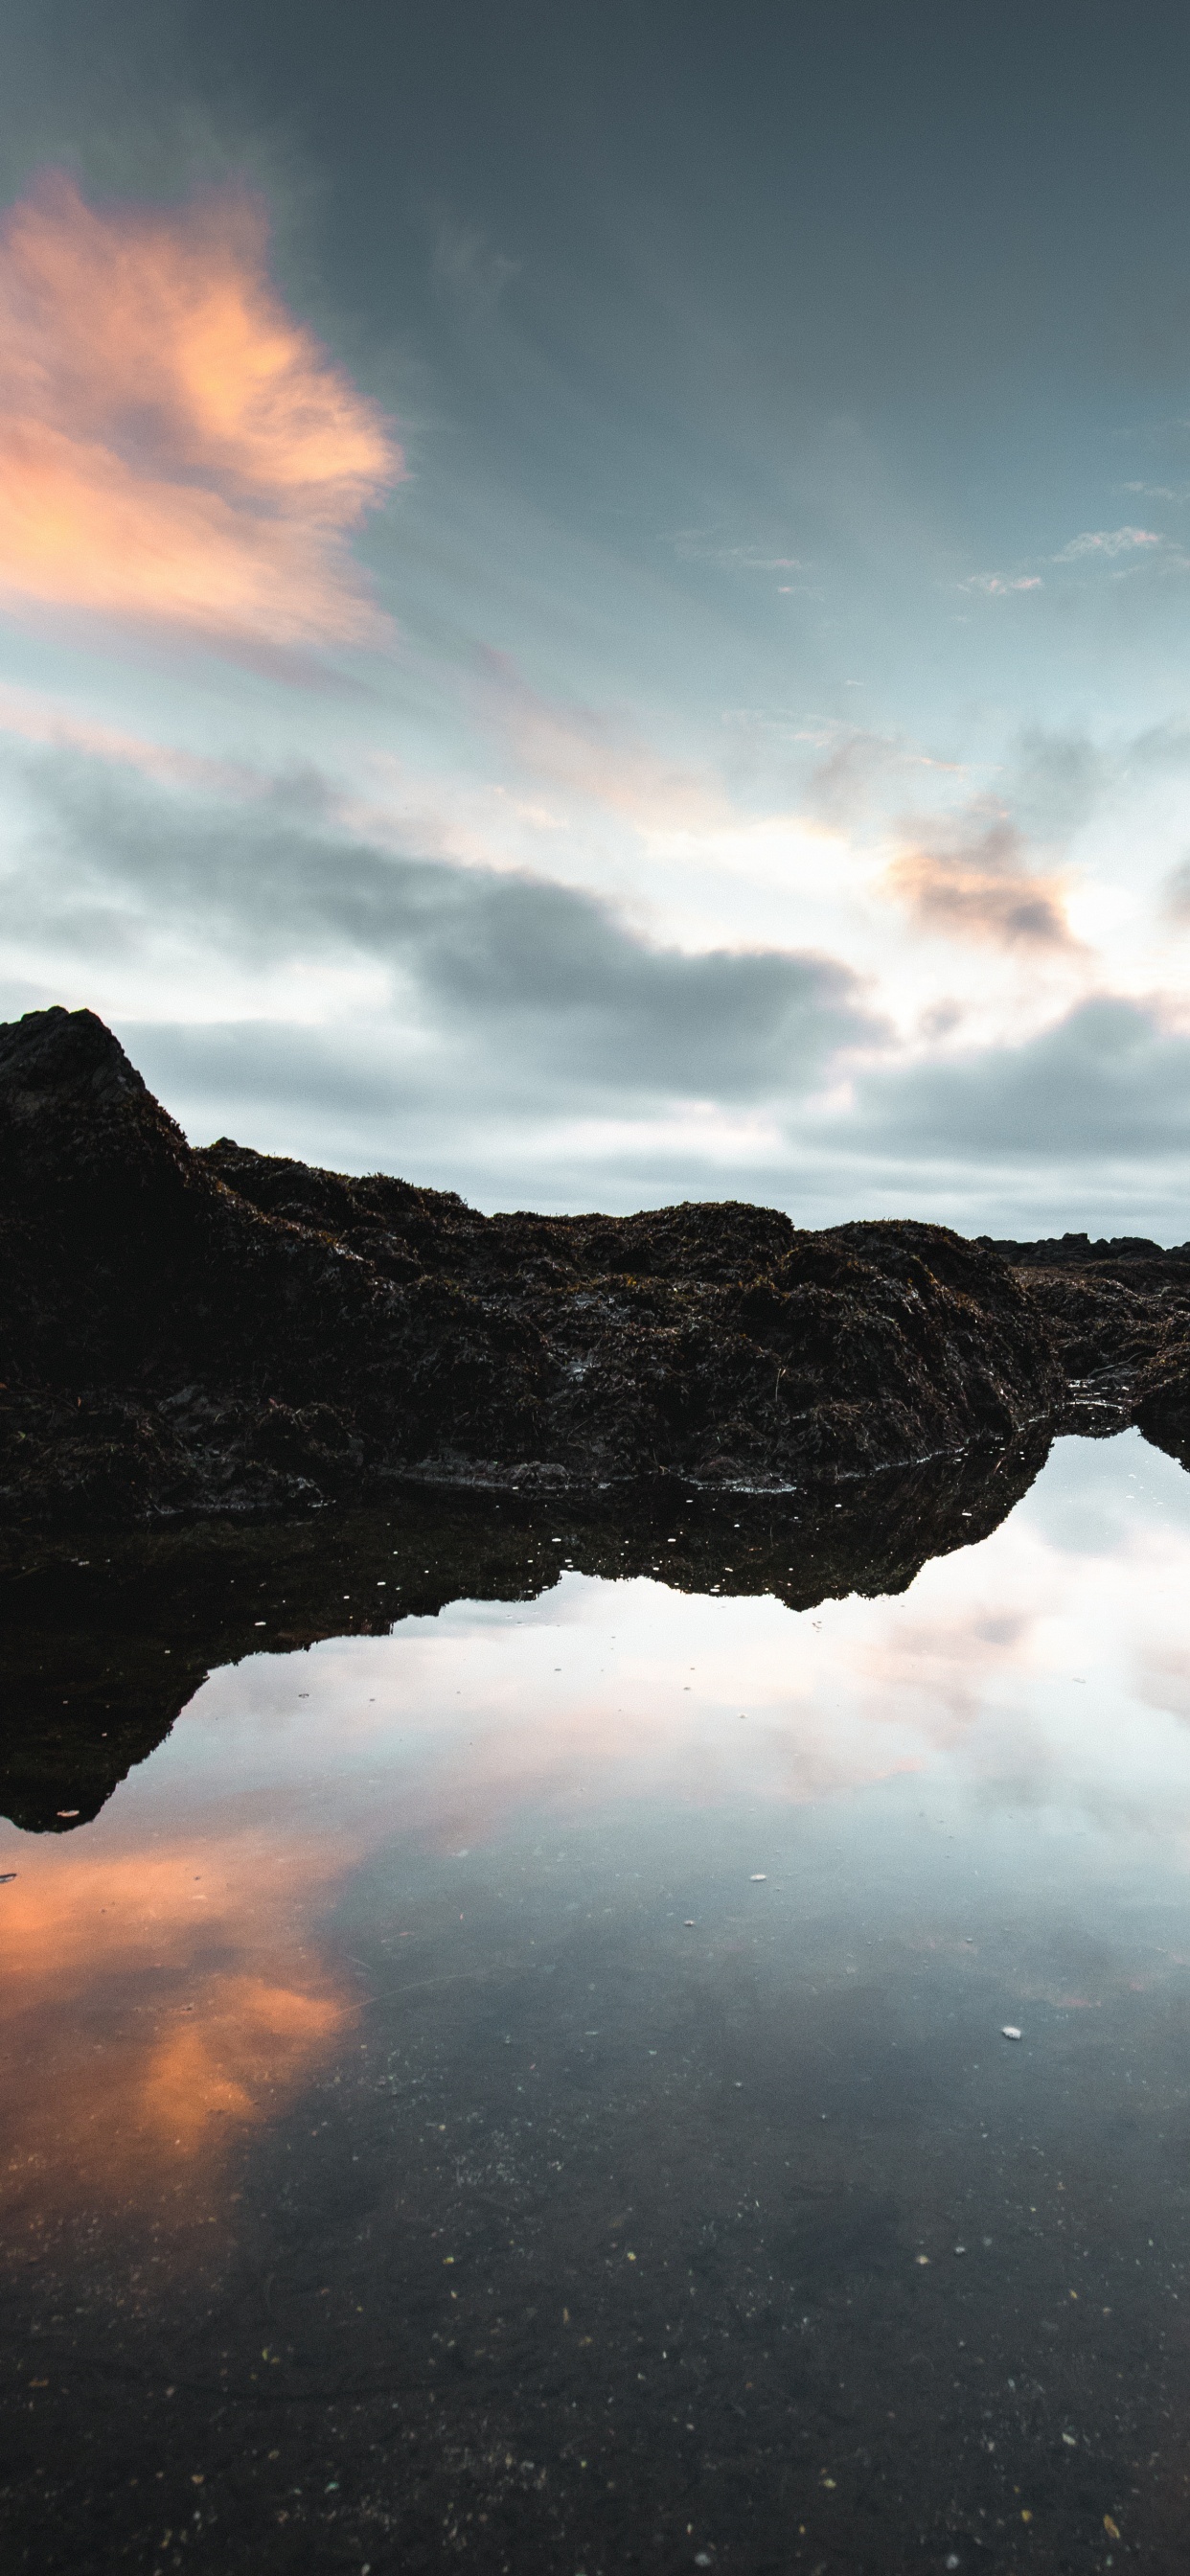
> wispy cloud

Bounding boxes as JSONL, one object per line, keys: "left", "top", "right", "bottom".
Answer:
{"left": 672, "top": 531, "right": 804, "bottom": 574}
{"left": 1052, "top": 525, "right": 1161, "bottom": 563}
{"left": 885, "top": 805, "right": 1079, "bottom": 952}
{"left": 1123, "top": 482, "right": 1190, "bottom": 505}
{"left": 432, "top": 220, "right": 520, "bottom": 309}
{"left": 965, "top": 525, "right": 1164, "bottom": 596}
{"left": 0, "top": 171, "right": 403, "bottom": 659}
{"left": 963, "top": 572, "right": 1043, "bottom": 596}
{"left": 475, "top": 648, "right": 730, "bottom": 827}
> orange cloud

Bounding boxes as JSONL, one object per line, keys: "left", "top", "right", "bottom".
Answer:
{"left": 885, "top": 805, "right": 1079, "bottom": 951}
{"left": 0, "top": 172, "right": 402, "bottom": 656}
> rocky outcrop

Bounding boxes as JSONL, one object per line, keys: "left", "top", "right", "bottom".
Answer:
{"left": 978, "top": 1235, "right": 1190, "bottom": 1444}
{"left": 1, "top": 1006, "right": 1063, "bottom": 1524}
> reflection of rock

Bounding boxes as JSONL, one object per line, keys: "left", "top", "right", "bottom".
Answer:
{"left": 1, "top": 1426, "right": 1051, "bottom": 1831}
{"left": 2, "top": 1007, "right": 1061, "bottom": 1525}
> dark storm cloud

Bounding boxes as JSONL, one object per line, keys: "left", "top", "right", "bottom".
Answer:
{"left": 8, "top": 748, "right": 880, "bottom": 1107}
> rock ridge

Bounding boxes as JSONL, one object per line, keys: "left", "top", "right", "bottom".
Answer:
{"left": 1, "top": 1004, "right": 1066, "bottom": 1523}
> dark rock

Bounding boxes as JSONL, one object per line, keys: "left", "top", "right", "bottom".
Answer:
{"left": 977, "top": 1230, "right": 1190, "bottom": 1268}
{"left": 1, "top": 1006, "right": 1062, "bottom": 1523}
{"left": 978, "top": 1238, "right": 1190, "bottom": 1441}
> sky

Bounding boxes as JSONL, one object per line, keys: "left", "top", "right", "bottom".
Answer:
{"left": 2, "top": 0, "right": 1190, "bottom": 1235}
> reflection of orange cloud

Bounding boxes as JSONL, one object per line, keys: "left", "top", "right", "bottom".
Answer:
{"left": 0, "top": 171, "right": 402, "bottom": 656}
{"left": 886, "top": 807, "right": 1077, "bottom": 951}
{"left": 0, "top": 1828, "right": 353, "bottom": 2217}
{"left": 145, "top": 1976, "right": 343, "bottom": 2155}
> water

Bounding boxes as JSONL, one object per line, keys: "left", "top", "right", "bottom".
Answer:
{"left": 4, "top": 1429, "right": 1190, "bottom": 2571}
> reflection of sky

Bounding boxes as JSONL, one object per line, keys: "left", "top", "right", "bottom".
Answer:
{"left": 5, "top": 1431, "right": 1190, "bottom": 2213}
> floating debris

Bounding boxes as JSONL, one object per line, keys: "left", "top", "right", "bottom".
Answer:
{"left": 1001, "top": 2024, "right": 1022, "bottom": 2040}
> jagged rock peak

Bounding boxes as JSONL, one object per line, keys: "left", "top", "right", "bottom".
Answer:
{"left": 0, "top": 1004, "right": 195, "bottom": 1207}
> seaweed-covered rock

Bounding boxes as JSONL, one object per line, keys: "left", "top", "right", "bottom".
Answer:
{"left": 1, "top": 1006, "right": 1062, "bottom": 1522}
{"left": 984, "top": 1241, "right": 1190, "bottom": 1438}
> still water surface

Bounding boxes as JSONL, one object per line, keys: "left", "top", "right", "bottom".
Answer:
{"left": 4, "top": 1431, "right": 1190, "bottom": 2572}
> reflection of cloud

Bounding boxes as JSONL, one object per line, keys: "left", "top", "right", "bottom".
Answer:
{"left": 885, "top": 805, "right": 1077, "bottom": 951}
{"left": 7, "top": 1437, "right": 1190, "bottom": 2227}
{"left": 145, "top": 1975, "right": 343, "bottom": 2151}
{"left": 0, "top": 171, "right": 401, "bottom": 657}
{"left": 0, "top": 1828, "right": 352, "bottom": 2210}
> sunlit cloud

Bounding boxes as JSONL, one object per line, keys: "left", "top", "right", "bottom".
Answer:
{"left": 885, "top": 805, "right": 1079, "bottom": 953}
{"left": 0, "top": 171, "right": 402, "bottom": 658}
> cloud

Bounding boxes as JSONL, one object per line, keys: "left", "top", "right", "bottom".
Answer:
{"left": 673, "top": 532, "right": 805, "bottom": 573}
{"left": 804, "top": 728, "right": 964, "bottom": 827}
{"left": 432, "top": 220, "right": 520, "bottom": 310}
{"left": 884, "top": 804, "right": 1079, "bottom": 952}
{"left": 1007, "top": 727, "right": 1104, "bottom": 840}
{"left": 1161, "top": 857, "right": 1190, "bottom": 922}
{"left": 964, "top": 572, "right": 1042, "bottom": 595}
{"left": 1052, "top": 526, "right": 1161, "bottom": 564}
{"left": 851, "top": 995, "right": 1190, "bottom": 1163}
{"left": 475, "top": 648, "right": 730, "bottom": 828}
{"left": 964, "top": 528, "right": 1163, "bottom": 596}
{"left": 0, "top": 171, "right": 402, "bottom": 658}
{"left": 8, "top": 744, "right": 881, "bottom": 1113}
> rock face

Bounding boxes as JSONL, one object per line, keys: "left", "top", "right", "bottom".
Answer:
{"left": 1, "top": 1006, "right": 1063, "bottom": 1522}
{"left": 979, "top": 1235, "right": 1190, "bottom": 1450}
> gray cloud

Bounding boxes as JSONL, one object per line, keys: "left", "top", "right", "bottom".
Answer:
{"left": 10, "top": 746, "right": 1190, "bottom": 1232}
{"left": 849, "top": 997, "right": 1190, "bottom": 1164}
{"left": 5, "top": 746, "right": 880, "bottom": 1111}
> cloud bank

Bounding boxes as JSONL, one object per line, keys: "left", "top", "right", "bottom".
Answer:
{"left": 6, "top": 736, "right": 1189, "bottom": 1234}
{"left": 0, "top": 172, "right": 402, "bottom": 656}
